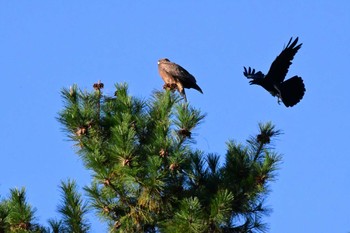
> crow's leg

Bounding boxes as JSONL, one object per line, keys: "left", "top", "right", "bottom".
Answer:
{"left": 273, "top": 85, "right": 283, "bottom": 105}
{"left": 277, "top": 97, "right": 282, "bottom": 105}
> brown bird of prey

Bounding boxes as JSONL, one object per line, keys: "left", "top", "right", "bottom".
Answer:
{"left": 158, "top": 58, "right": 203, "bottom": 101}
{"left": 243, "top": 37, "right": 305, "bottom": 107}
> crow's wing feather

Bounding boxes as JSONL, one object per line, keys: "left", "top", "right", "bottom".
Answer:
{"left": 243, "top": 66, "right": 265, "bottom": 79}
{"left": 266, "top": 37, "right": 302, "bottom": 83}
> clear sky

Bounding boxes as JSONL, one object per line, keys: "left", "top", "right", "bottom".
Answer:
{"left": 1, "top": 1, "right": 349, "bottom": 232}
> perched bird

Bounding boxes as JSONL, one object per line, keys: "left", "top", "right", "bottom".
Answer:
{"left": 243, "top": 37, "right": 305, "bottom": 107}
{"left": 158, "top": 58, "right": 203, "bottom": 102}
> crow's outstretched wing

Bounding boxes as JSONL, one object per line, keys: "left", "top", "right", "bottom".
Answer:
{"left": 243, "top": 67, "right": 265, "bottom": 79}
{"left": 280, "top": 76, "right": 305, "bottom": 107}
{"left": 266, "top": 37, "right": 302, "bottom": 84}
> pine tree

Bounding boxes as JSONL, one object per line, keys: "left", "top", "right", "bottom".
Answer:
{"left": 0, "top": 188, "right": 47, "bottom": 233}
{"left": 54, "top": 82, "right": 282, "bottom": 232}
{"left": 0, "top": 82, "right": 282, "bottom": 232}
{"left": 0, "top": 180, "right": 90, "bottom": 233}
{"left": 54, "top": 180, "right": 90, "bottom": 233}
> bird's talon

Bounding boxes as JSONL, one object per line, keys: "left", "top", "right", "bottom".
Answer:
{"left": 163, "top": 83, "right": 177, "bottom": 92}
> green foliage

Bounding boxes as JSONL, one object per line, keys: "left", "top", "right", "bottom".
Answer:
{"left": 56, "top": 180, "right": 90, "bottom": 233}
{"left": 0, "top": 188, "right": 46, "bottom": 233}
{"left": 56, "top": 83, "right": 282, "bottom": 232}
{"left": 0, "top": 200, "right": 10, "bottom": 232}
{"left": 47, "top": 219, "right": 65, "bottom": 233}
{"left": 162, "top": 197, "right": 206, "bottom": 233}
{"left": 0, "top": 182, "right": 89, "bottom": 233}
{"left": 1, "top": 82, "right": 283, "bottom": 232}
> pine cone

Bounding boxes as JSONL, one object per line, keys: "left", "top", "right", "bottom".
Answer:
{"left": 122, "top": 158, "right": 131, "bottom": 167}
{"left": 93, "top": 81, "right": 104, "bottom": 91}
{"left": 113, "top": 221, "right": 121, "bottom": 229}
{"left": 178, "top": 128, "right": 191, "bottom": 138}
{"left": 163, "top": 83, "right": 177, "bottom": 92}
{"left": 103, "top": 206, "right": 110, "bottom": 213}
{"left": 103, "top": 178, "right": 111, "bottom": 186}
{"left": 257, "top": 133, "right": 270, "bottom": 144}
{"left": 18, "top": 222, "right": 29, "bottom": 230}
{"left": 76, "top": 126, "right": 87, "bottom": 136}
{"left": 159, "top": 148, "right": 168, "bottom": 158}
{"left": 256, "top": 175, "right": 267, "bottom": 185}
{"left": 169, "top": 163, "right": 178, "bottom": 171}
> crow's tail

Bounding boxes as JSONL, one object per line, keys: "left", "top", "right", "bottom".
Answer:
{"left": 280, "top": 76, "right": 305, "bottom": 107}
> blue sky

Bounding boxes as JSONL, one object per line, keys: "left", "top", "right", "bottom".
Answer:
{"left": 1, "top": 1, "right": 349, "bottom": 232}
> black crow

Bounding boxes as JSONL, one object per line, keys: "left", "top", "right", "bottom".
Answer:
{"left": 243, "top": 37, "right": 305, "bottom": 107}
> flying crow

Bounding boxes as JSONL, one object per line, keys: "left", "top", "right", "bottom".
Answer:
{"left": 243, "top": 37, "right": 305, "bottom": 107}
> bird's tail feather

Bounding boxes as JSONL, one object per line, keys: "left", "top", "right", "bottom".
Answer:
{"left": 280, "top": 76, "right": 305, "bottom": 107}
{"left": 193, "top": 83, "right": 203, "bottom": 94}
